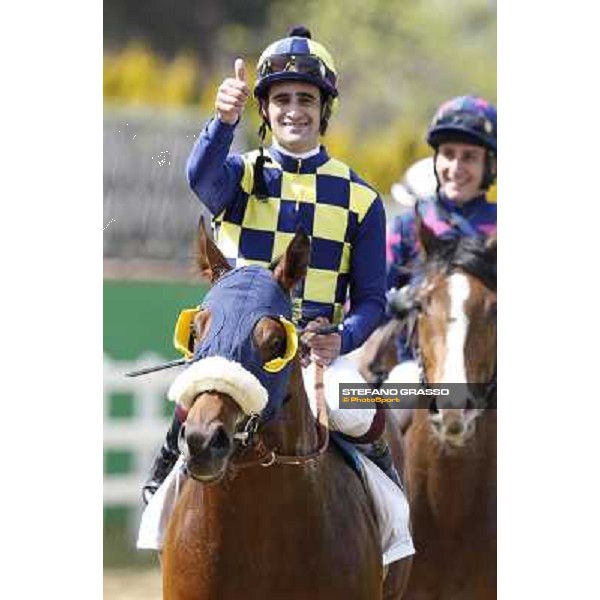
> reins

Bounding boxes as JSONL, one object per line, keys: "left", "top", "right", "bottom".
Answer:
{"left": 367, "top": 318, "right": 404, "bottom": 385}
{"left": 229, "top": 362, "right": 330, "bottom": 471}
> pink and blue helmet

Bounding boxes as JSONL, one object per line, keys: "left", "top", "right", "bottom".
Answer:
{"left": 427, "top": 95, "right": 497, "bottom": 153}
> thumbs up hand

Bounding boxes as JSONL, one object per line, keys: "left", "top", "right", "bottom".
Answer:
{"left": 215, "top": 58, "right": 250, "bottom": 125}
{"left": 234, "top": 58, "right": 246, "bottom": 83}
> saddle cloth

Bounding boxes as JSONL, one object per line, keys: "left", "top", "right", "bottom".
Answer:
{"left": 137, "top": 356, "right": 415, "bottom": 566}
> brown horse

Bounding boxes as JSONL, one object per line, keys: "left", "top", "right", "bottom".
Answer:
{"left": 363, "top": 218, "right": 497, "bottom": 599}
{"left": 161, "top": 225, "right": 412, "bottom": 599}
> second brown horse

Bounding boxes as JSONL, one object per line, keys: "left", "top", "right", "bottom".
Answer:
{"left": 363, "top": 218, "right": 497, "bottom": 599}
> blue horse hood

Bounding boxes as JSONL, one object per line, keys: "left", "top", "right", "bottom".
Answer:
{"left": 192, "top": 266, "right": 294, "bottom": 421}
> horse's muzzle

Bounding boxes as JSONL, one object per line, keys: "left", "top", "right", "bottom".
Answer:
{"left": 181, "top": 422, "right": 234, "bottom": 482}
{"left": 429, "top": 407, "right": 482, "bottom": 448}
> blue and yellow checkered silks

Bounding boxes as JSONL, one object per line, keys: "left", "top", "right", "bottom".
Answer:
{"left": 213, "top": 147, "right": 379, "bottom": 327}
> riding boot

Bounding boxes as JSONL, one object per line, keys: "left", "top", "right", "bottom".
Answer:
{"left": 356, "top": 438, "right": 403, "bottom": 489}
{"left": 142, "top": 411, "right": 183, "bottom": 505}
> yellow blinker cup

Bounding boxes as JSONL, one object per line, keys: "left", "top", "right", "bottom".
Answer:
{"left": 263, "top": 316, "right": 298, "bottom": 373}
{"left": 173, "top": 307, "right": 200, "bottom": 359}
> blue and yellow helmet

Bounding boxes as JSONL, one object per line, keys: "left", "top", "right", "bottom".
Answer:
{"left": 254, "top": 27, "right": 338, "bottom": 99}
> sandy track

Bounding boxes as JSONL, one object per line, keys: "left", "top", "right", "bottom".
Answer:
{"left": 104, "top": 569, "right": 162, "bottom": 600}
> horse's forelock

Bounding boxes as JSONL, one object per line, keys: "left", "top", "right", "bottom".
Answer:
{"left": 422, "top": 236, "right": 496, "bottom": 292}
{"left": 452, "top": 237, "right": 496, "bottom": 291}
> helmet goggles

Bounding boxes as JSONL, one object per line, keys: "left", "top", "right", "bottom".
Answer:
{"left": 257, "top": 53, "right": 337, "bottom": 97}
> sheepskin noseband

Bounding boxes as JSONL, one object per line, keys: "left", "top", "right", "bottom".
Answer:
{"left": 168, "top": 356, "right": 268, "bottom": 415}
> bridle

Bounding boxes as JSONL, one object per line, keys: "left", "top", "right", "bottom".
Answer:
{"left": 389, "top": 267, "right": 497, "bottom": 410}
{"left": 179, "top": 362, "right": 330, "bottom": 482}
{"left": 413, "top": 343, "right": 497, "bottom": 410}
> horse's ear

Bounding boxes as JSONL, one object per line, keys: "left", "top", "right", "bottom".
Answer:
{"left": 196, "top": 217, "right": 232, "bottom": 284}
{"left": 273, "top": 229, "right": 310, "bottom": 290}
{"left": 415, "top": 206, "right": 443, "bottom": 259}
{"left": 484, "top": 233, "right": 497, "bottom": 263}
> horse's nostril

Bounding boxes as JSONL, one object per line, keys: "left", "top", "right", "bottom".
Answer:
{"left": 211, "top": 426, "right": 230, "bottom": 452}
{"left": 429, "top": 398, "right": 439, "bottom": 414}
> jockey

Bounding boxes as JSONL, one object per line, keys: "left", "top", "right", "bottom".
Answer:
{"left": 386, "top": 95, "right": 497, "bottom": 362}
{"left": 142, "top": 27, "right": 397, "bottom": 503}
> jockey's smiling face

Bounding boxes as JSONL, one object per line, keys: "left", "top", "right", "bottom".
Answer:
{"left": 266, "top": 81, "right": 322, "bottom": 154}
{"left": 436, "top": 142, "right": 494, "bottom": 204}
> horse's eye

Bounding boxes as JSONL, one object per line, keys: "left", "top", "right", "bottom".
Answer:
{"left": 268, "top": 336, "right": 286, "bottom": 360}
{"left": 254, "top": 318, "right": 287, "bottom": 363}
{"left": 258, "top": 332, "right": 286, "bottom": 364}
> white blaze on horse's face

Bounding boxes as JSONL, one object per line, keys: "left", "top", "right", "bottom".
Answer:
{"left": 440, "top": 272, "right": 471, "bottom": 384}
{"left": 427, "top": 272, "right": 486, "bottom": 446}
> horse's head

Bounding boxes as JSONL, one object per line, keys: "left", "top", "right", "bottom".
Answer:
{"left": 168, "top": 221, "right": 310, "bottom": 481}
{"left": 413, "top": 215, "right": 497, "bottom": 446}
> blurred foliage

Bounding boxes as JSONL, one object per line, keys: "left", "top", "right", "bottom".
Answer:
{"left": 266, "top": 0, "right": 496, "bottom": 127}
{"left": 103, "top": 0, "right": 496, "bottom": 197}
{"left": 104, "top": 44, "right": 201, "bottom": 108}
{"left": 104, "top": 0, "right": 271, "bottom": 61}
